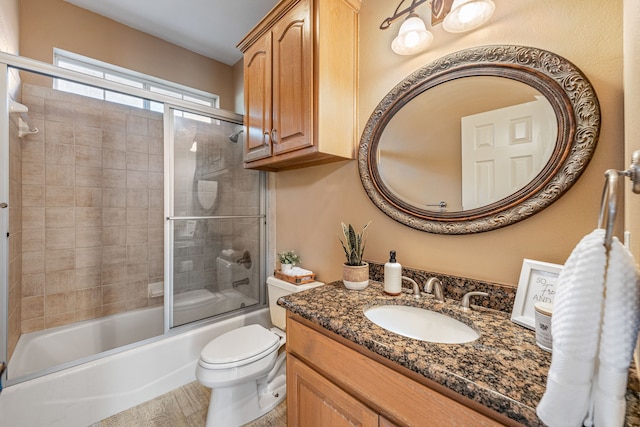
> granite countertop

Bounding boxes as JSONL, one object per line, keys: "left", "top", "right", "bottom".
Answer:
{"left": 278, "top": 280, "right": 640, "bottom": 427}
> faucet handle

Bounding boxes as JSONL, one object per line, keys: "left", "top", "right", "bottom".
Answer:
{"left": 401, "top": 276, "right": 421, "bottom": 298}
{"left": 460, "top": 291, "right": 489, "bottom": 312}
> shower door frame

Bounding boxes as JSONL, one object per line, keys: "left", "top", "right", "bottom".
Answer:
{"left": 163, "top": 105, "right": 268, "bottom": 330}
{"left": 0, "top": 52, "right": 270, "bottom": 387}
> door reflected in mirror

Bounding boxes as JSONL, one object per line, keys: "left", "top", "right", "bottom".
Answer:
{"left": 377, "top": 76, "right": 557, "bottom": 212}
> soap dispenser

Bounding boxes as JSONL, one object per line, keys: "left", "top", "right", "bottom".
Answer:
{"left": 384, "top": 250, "right": 402, "bottom": 295}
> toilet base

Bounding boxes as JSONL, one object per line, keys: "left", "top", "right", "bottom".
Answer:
{"left": 204, "top": 359, "right": 286, "bottom": 427}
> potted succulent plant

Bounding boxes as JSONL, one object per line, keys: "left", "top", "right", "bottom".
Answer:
{"left": 338, "top": 221, "right": 371, "bottom": 290}
{"left": 277, "top": 250, "right": 300, "bottom": 272}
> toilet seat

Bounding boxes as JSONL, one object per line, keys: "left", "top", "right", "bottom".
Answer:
{"left": 200, "top": 324, "right": 280, "bottom": 369}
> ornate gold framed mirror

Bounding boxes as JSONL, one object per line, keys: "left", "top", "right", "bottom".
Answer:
{"left": 358, "top": 45, "right": 600, "bottom": 234}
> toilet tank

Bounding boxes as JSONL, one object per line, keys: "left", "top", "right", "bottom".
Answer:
{"left": 267, "top": 276, "right": 324, "bottom": 330}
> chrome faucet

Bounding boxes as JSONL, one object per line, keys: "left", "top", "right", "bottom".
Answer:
{"left": 460, "top": 291, "right": 489, "bottom": 312}
{"left": 401, "top": 276, "right": 421, "bottom": 298}
{"left": 424, "top": 277, "right": 444, "bottom": 302}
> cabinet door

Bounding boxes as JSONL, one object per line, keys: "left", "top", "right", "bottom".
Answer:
{"left": 244, "top": 31, "right": 272, "bottom": 162}
{"left": 271, "top": 0, "right": 313, "bottom": 156}
{"left": 287, "top": 354, "right": 378, "bottom": 427}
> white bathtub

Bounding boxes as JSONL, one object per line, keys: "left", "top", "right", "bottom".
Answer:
{"left": 1, "top": 296, "right": 269, "bottom": 427}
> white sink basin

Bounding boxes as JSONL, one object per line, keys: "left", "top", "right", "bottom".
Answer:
{"left": 364, "top": 305, "right": 479, "bottom": 344}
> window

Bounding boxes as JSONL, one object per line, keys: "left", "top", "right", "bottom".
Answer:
{"left": 53, "top": 49, "right": 219, "bottom": 117}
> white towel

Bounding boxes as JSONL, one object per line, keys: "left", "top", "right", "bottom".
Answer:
{"left": 537, "top": 229, "right": 607, "bottom": 426}
{"left": 285, "top": 266, "right": 313, "bottom": 277}
{"left": 592, "top": 237, "right": 640, "bottom": 427}
{"left": 537, "top": 229, "right": 640, "bottom": 427}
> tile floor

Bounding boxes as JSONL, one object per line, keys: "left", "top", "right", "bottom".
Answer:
{"left": 91, "top": 381, "right": 287, "bottom": 427}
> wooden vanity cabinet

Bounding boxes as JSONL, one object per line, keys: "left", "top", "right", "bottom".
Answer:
{"left": 237, "top": 0, "right": 360, "bottom": 171}
{"left": 286, "top": 312, "right": 519, "bottom": 427}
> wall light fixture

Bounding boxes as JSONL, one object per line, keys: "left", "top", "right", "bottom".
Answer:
{"left": 381, "top": 0, "right": 495, "bottom": 55}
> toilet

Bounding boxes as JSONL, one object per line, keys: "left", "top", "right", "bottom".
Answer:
{"left": 195, "top": 276, "right": 324, "bottom": 426}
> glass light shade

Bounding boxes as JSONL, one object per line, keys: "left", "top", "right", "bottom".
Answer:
{"left": 443, "top": 0, "right": 495, "bottom": 33}
{"left": 391, "top": 13, "right": 433, "bottom": 55}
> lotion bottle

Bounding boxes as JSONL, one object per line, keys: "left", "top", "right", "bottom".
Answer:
{"left": 384, "top": 250, "right": 402, "bottom": 295}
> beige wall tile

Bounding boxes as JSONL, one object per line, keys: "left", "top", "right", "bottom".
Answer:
{"left": 127, "top": 189, "right": 148, "bottom": 208}
{"left": 45, "top": 248, "right": 75, "bottom": 272}
{"left": 45, "top": 99, "right": 74, "bottom": 124}
{"left": 76, "top": 187, "right": 102, "bottom": 207}
{"left": 75, "top": 146, "right": 102, "bottom": 168}
{"left": 76, "top": 166, "right": 103, "bottom": 187}
{"left": 75, "top": 247, "right": 103, "bottom": 269}
{"left": 148, "top": 172, "right": 163, "bottom": 190}
{"left": 127, "top": 171, "right": 148, "bottom": 189}
{"left": 46, "top": 207, "right": 75, "bottom": 228}
{"left": 127, "top": 244, "right": 148, "bottom": 264}
{"left": 22, "top": 273, "right": 44, "bottom": 297}
{"left": 127, "top": 134, "right": 149, "bottom": 154}
{"left": 102, "top": 208, "right": 126, "bottom": 226}
{"left": 45, "top": 121, "right": 74, "bottom": 145}
{"left": 75, "top": 125, "right": 102, "bottom": 148}
{"left": 75, "top": 267, "right": 101, "bottom": 289}
{"left": 75, "top": 207, "right": 102, "bottom": 227}
{"left": 103, "top": 111, "right": 127, "bottom": 133}
{"left": 45, "top": 143, "right": 75, "bottom": 165}
{"left": 76, "top": 227, "right": 103, "bottom": 248}
{"left": 21, "top": 138, "right": 44, "bottom": 163}
{"left": 46, "top": 164, "right": 75, "bottom": 186}
{"left": 76, "top": 306, "right": 103, "bottom": 322}
{"left": 149, "top": 136, "right": 163, "bottom": 155}
{"left": 76, "top": 287, "right": 102, "bottom": 310}
{"left": 45, "top": 291, "right": 76, "bottom": 316}
{"left": 22, "top": 185, "right": 44, "bottom": 207}
{"left": 103, "top": 188, "right": 126, "bottom": 207}
{"left": 127, "top": 208, "right": 148, "bottom": 226}
{"left": 126, "top": 226, "right": 148, "bottom": 244}
{"left": 22, "top": 161, "right": 44, "bottom": 185}
{"left": 103, "top": 282, "right": 128, "bottom": 304}
{"left": 22, "top": 228, "right": 45, "bottom": 252}
{"left": 127, "top": 115, "right": 148, "bottom": 136}
{"left": 22, "top": 250, "right": 44, "bottom": 275}
{"left": 22, "top": 296, "right": 44, "bottom": 320}
{"left": 103, "top": 245, "right": 126, "bottom": 265}
{"left": 103, "top": 226, "right": 126, "bottom": 246}
{"left": 149, "top": 154, "right": 163, "bottom": 173}
{"left": 45, "top": 312, "right": 75, "bottom": 329}
{"left": 127, "top": 262, "right": 149, "bottom": 281}
{"left": 22, "top": 207, "right": 45, "bottom": 230}
{"left": 45, "top": 228, "right": 75, "bottom": 249}
{"left": 46, "top": 186, "right": 75, "bottom": 207}
{"left": 126, "top": 152, "right": 148, "bottom": 172}
{"left": 103, "top": 148, "right": 126, "bottom": 170}
{"left": 45, "top": 269, "right": 76, "bottom": 294}
{"left": 103, "top": 168, "right": 126, "bottom": 188}
{"left": 75, "top": 104, "right": 102, "bottom": 128}
{"left": 102, "top": 264, "right": 128, "bottom": 285}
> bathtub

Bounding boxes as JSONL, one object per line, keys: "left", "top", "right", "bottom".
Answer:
{"left": 0, "top": 292, "right": 269, "bottom": 427}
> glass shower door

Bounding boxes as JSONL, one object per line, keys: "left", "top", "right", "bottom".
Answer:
{"left": 165, "top": 108, "right": 264, "bottom": 328}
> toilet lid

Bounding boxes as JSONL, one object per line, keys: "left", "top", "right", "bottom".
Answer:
{"left": 200, "top": 324, "right": 280, "bottom": 368}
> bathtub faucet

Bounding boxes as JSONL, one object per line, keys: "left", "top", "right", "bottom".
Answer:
{"left": 233, "top": 278, "right": 250, "bottom": 288}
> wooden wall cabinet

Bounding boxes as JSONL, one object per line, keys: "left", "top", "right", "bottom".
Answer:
{"left": 238, "top": 0, "right": 360, "bottom": 171}
{"left": 286, "top": 312, "right": 519, "bottom": 427}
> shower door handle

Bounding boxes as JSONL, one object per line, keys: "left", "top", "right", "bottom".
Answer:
{"left": 0, "top": 203, "right": 7, "bottom": 208}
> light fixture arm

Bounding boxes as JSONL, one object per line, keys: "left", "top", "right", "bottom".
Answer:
{"left": 380, "top": 0, "right": 430, "bottom": 29}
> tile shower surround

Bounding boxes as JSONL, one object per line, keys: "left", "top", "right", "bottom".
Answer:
{"left": 8, "top": 112, "right": 23, "bottom": 359}
{"left": 18, "top": 84, "right": 164, "bottom": 333}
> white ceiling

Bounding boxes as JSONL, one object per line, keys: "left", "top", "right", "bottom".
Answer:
{"left": 63, "top": 0, "right": 280, "bottom": 65}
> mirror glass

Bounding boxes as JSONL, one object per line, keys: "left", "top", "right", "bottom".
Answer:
{"left": 359, "top": 45, "right": 600, "bottom": 234}
{"left": 377, "top": 76, "right": 557, "bottom": 212}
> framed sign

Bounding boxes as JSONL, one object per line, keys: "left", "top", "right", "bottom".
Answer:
{"left": 510, "top": 259, "right": 563, "bottom": 329}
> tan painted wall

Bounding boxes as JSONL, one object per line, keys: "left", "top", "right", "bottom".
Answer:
{"left": 0, "top": 0, "right": 19, "bottom": 54}
{"left": 19, "top": 0, "right": 238, "bottom": 111}
{"left": 275, "top": 0, "right": 624, "bottom": 287}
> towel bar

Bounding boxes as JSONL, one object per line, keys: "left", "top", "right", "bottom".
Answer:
{"left": 598, "top": 150, "right": 640, "bottom": 248}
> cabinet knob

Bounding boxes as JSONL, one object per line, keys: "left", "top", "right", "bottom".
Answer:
{"left": 271, "top": 129, "right": 278, "bottom": 144}
{"left": 263, "top": 131, "right": 270, "bottom": 147}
